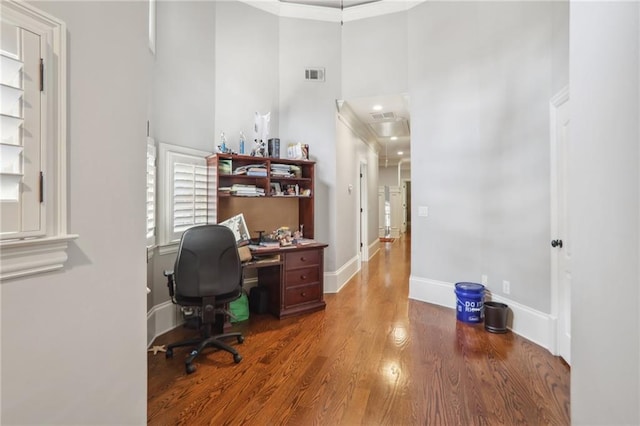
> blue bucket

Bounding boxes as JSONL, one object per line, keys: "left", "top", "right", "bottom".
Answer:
{"left": 455, "top": 282, "right": 485, "bottom": 323}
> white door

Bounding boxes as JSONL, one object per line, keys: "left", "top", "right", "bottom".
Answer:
{"left": 389, "top": 186, "right": 401, "bottom": 238}
{"left": 551, "top": 88, "right": 571, "bottom": 364}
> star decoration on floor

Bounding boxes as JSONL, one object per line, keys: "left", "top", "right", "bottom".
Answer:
{"left": 148, "top": 345, "right": 166, "bottom": 355}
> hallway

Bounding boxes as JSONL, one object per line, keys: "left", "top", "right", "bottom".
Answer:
{"left": 148, "top": 233, "right": 570, "bottom": 424}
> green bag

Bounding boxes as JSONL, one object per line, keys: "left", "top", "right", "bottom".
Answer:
{"left": 229, "top": 292, "right": 249, "bottom": 323}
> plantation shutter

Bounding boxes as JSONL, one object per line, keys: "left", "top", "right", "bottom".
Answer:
{"left": 172, "top": 162, "right": 208, "bottom": 238}
{"left": 158, "top": 143, "right": 211, "bottom": 246}
{"left": 146, "top": 139, "right": 156, "bottom": 246}
{"left": 0, "top": 22, "right": 44, "bottom": 238}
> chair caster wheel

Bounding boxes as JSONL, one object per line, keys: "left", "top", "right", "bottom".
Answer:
{"left": 185, "top": 363, "right": 196, "bottom": 374}
{"left": 237, "top": 335, "right": 244, "bottom": 344}
{"left": 165, "top": 348, "right": 173, "bottom": 358}
{"left": 233, "top": 354, "right": 242, "bottom": 364}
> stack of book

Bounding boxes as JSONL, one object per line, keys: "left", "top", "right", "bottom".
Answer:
{"left": 271, "top": 164, "right": 292, "bottom": 178}
{"left": 233, "top": 163, "right": 267, "bottom": 176}
{"left": 247, "top": 165, "right": 267, "bottom": 177}
{"left": 230, "top": 184, "right": 265, "bottom": 196}
{"left": 218, "top": 186, "right": 233, "bottom": 195}
{"left": 259, "top": 240, "right": 280, "bottom": 248}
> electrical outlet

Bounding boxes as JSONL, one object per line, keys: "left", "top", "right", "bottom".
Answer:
{"left": 481, "top": 275, "right": 488, "bottom": 285}
{"left": 503, "top": 280, "right": 510, "bottom": 295}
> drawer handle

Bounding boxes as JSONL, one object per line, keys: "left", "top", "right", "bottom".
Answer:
{"left": 301, "top": 291, "right": 306, "bottom": 297}
{"left": 300, "top": 257, "right": 306, "bottom": 261}
{"left": 300, "top": 275, "right": 307, "bottom": 280}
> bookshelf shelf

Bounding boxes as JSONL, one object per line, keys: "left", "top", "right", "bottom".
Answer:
{"left": 208, "top": 153, "right": 316, "bottom": 239}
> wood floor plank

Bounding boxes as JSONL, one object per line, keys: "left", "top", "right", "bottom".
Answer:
{"left": 148, "top": 233, "right": 570, "bottom": 425}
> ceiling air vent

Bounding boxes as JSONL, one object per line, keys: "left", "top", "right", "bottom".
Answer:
{"left": 370, "top": 111, "right": 396, "bottom": 121}
{"left": 368, "top": 119, "right": 410, "bottom": 138}
{"left": 305, "top": 67, "right": 325, "bottom": 82}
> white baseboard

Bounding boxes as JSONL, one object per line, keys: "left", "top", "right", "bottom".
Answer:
{"left": 147, "top": 300, "right": 181, "bottom": 347}
{"left": 409, "top": 276, "right": 554, "bottom": 352}
{"left": 149, "top": 273, "right": 555, "bottom": 354}
{"left": 325, "top": 255, "right": 359, "bottom": 293}
{"left": 367, "top": 239, "right": 380, "bottom": 261}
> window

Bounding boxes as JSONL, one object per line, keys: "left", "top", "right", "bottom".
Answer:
{"left": 0, "top": 1, "right": 76, "bottom": 280}
{"left": 1, "top": 12, "right": 43, "bottom": 234}
{"left": 146, "top": 138, "right": 156, "bottom": 248}
{"left": 158, "top": 143, "right": 211, "bottom": 253}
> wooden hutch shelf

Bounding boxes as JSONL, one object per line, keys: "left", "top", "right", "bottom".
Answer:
{"left": 208, "top": 153, "right": 316, "bottom": 239}
{"left": 207, "top": 153, "right": 325, "bottom": 319}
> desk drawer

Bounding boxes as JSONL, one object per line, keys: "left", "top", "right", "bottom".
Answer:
{"left": 285, "top": 284, "right": 321, "bottom": 306}
{"left": 285, "top": 250, "right": 320, "bottom": 270}
{"left": 285, "top": 267, "right": 320, "bottom": 287}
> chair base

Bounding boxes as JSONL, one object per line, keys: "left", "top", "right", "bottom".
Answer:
{"left": 166, "top": 332, "right": 244, "bottom": 374}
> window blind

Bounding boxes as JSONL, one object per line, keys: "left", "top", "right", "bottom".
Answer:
{"left": 146, "top": 139, "right": 156, "bottom": 246}
{"left": 172, "top": 162, "right": 208, "bottom": 234}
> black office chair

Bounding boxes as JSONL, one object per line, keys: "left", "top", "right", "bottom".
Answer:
{"left": 164, "top": 224, "right": 244, "bottom": 374}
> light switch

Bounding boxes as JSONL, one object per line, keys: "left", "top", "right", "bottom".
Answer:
{"left": 418, "top": 206, "right": 428, "bottom": 217}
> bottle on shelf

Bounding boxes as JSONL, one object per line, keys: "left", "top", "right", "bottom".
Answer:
{"left": 218, "top": 131, "right": 227, "bottom": 153}
{"left": 239, "top": 131, "right": 246, "bottom": 154}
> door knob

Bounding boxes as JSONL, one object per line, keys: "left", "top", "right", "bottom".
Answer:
{"left": 551, "top": 239, "right": 563, "bottom": 248}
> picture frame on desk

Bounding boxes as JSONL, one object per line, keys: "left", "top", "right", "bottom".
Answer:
{"left": 270, "top": 182, "right": 282, "bottom": 196}
{"left": 219, "top": 213, "right": 251, "bottom": 245}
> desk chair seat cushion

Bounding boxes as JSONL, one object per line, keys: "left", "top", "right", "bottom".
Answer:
{"left": 174, "top": 287, "right": 242, "bottom": 307}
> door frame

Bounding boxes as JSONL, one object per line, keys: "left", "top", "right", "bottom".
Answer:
{"left": 359, "top": 161, "right": 369, "bottom": 262}
{"left": 549, "top": 85, "right": 570, "bottom": 363}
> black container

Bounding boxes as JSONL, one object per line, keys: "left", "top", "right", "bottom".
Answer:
{"left": 484, "top": 301, "right": 509, "bottom": 333}
{"left": 268, "top": 138, "right": 280, "bottom": 158}
{"left": 249, "top": 286, "right": 269, "bottom": 314}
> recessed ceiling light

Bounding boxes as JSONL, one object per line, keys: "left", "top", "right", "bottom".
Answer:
{"left": 390, "top": 136, "right": 398, "bottom": 141}
{"left": 372, "top": 105, "right": 383, "bottom": 111}
{"left": 397, "top": 151, "right": 403, "bottom": 155}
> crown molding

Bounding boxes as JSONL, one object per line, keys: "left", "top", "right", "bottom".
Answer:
{"left": 237, "top": 0, "right": 426, "bottom": 23}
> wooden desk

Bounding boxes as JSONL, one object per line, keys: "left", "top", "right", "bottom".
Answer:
{"left": 244, "top": 243, "right": 328, "bottom": 319}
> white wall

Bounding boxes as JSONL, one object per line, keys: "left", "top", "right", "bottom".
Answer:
{"left": 407, "top": 1, "right": 568, "bottom": 313}
{"left": 331, "top": 115, "right": 379, "bottom": 286}
{"left": 335, "top": 118, "right": 359, "bottom": 268}
{"left": 215, "top": 1, "right": 279, "bottom": 153}
{"left": 153, "top": 1, "right": 216, "bottom": 154}
{"left": 278, "top": 16, "right": 342, "bottom": 270}
{"left": 341, "top": 11, "right": 408, "bottom": 99}
{"left": 378, "top": 165, "right": 409, "bottom": 187}
{"left": 2, "top": 1, "right": 149, "bottom": 424}
{"left": 570, "top": 2, "right": 640, "bottom": 423}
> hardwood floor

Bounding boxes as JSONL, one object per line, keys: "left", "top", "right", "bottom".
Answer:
{"left": 148, "top": 234, "right": 570, "bottom": 425}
